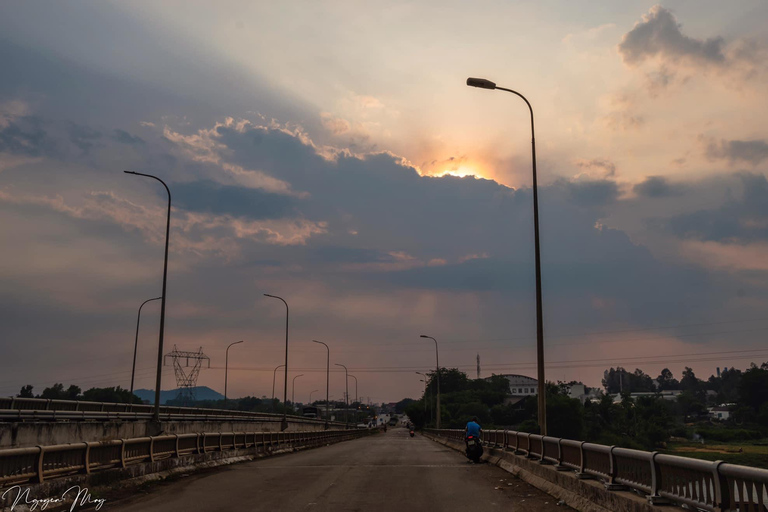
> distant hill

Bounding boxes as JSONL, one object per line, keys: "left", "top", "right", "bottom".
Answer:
{"left": 133, "top": 386, "right": 224, "bottom": 405}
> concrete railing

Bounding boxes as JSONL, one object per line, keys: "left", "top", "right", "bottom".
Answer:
{"left": 0, "top": 397, "right": 346, "bottom": 427}
{"left": 425, "top": 429, "right": 768, "bottom": 512}
{"left": 0, "top": 429, "right": 371, "bottom": 487}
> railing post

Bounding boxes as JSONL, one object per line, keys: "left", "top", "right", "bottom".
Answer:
{"left": 174, "top": 434, "right": 180, "bottom": 458}
{"left": 604, "top": 446, "right": 626, "bottom": 490}
{"left": 36, "top": 445, "right": 45, "bottom": 483}
{"left": 120, "top": 439, "right": 127, "bottom": 469}
{"left": 84, "top": 442, "right": 91, "bottom": 475}
{"left": 149, "top": 437, "right": 155, "bottom": 463}
{"left": 577, "top": 441, "right": 589, "bottom": 479}
{"left": 647, "top": 451, "right": 669, "bottom": 504}
{"left": 713, "top": 460, "right": 729, "bottom": 512}
{"left": 555, "top": 438, "right": 569, "bottom": 471}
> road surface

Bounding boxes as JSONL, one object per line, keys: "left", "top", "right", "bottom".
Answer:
{"left": 110, "top": 428, "right": 570, "bottom": 512}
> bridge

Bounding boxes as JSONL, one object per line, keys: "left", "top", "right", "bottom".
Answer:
{"left": 2, "top": 400, "right": 768, "bottom": 511}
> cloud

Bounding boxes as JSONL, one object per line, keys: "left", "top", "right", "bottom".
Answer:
{"left": 558, "top": 177, "right": 620, "bottom": 207}
{"left": 633, "top": 176, "right": 685, "bottom": 198}
{"left": 0, "top": 116, "right": 53, "bottom": 157}
{"left": 320, "top": 113, "right": 351, "bottom": 135}
{"left": 112, "top": 129, "right": 144, "bottom": 146}
{"left": 618, "top": 5, "right": 767, "bottom": 93}
{"left": 654, "top": 173, "right": 768, "bottom": 244}
{"left": 173, "top": 180, "right": 297, "bottom": 220}
{"left": 703, "top": 137, "right": 768, "bottom": 166}
{"left": 619, "top": 6, "right": 726, "bottom": 67}
{"left": 574, "top": 158, "right": 617, "bottom": 178}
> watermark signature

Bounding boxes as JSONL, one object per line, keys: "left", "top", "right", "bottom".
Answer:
{"left": 1, "top": 485, "right": 106, "bottom": 511}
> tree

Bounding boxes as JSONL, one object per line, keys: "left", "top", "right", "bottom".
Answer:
{"left": 656, "top": 368, "right": 680, "bottom": 390}
{"left": 81, "top": 386, "right": 141, "bottom": 404}
{"left": 680, "top": 367, "right": 701, "bottom": 393}
{"left": 18, "top": 385, "right": 34, "bottom": 398}
{"left": 41, "top": 383, "right": 66, "bottom": 399}
{"left": 739, "top": 363, "right": 768, "bottom": 413}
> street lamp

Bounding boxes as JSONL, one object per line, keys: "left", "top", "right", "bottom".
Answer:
{"left": 264, "top": 294, "right": 289, "bottom": 431}
{"left": 224, "top": 340, "right": 244, "bottom": 403}
{"left": 309, "top": 389, "right": 319, "bottom": 404}
{"left": 466, "top": 77, "right": 547, "bottom": 435}
{"left": 124, "top": 171, "right": 171, "bottom": 423}
{"left": 335, "top": 363, "right": 349, "bottom": 427}
{"left": 271, "top": 364, "right": 285, "bottom": 413}
{"left": 130, "top": 296, "right": 161, "bottom": 397}
{"left": 312, "top": 340, "right": 331, "bottom": 429}
{"left": 416, "top": 372, "right": 427, "bottom": 415}
{"left": 419, "top": 335, "right": 441, "bottom": 429}
{"left": 291, "top": 374, "right": 304, "bottom": 411}
{"left": 349, "top": 374, "right": 358, "bottom": 424}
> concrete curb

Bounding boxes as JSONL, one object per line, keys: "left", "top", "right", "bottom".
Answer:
{"left": 424, "top": 434, "right": 654, "bottom": 512}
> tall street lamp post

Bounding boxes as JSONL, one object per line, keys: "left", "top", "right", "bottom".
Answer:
{"left": 124, "top": 171, "right": 171, "bottom": 423}
{"left": 224, "top": 340, "right": 244, "bottom": 403}
{"left": 419, "top": 335, "right": 441, "bottom": 429}
{"left": 312, "top": 340, "right": 331, "bottom": 429}
{"left": 130, "top": 296, "right": 161, "bottom": 397}
{"left": 271, "top": 364, "right": 285, "bottom": 413}
{"left": 349, "top": 374, "right": 358, "bottom": 423}
{"left": 264, "top": 294, "right": 289, "bottom": 431}
{"left": 291, "top": 374, "right": 304, "bottom": 410}
{"left": 335, "top": 363, "right": 349, "bottom": 427}
{"left": 415, "top": 372, "right": 427, "bottom": 415}
{"left": 309, "top": 389, "right": 319, "bottom": 404}
{"left": 466, "top": 77, "right": 547, "bottom": 435}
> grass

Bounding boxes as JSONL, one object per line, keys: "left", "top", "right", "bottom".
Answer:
{"left": 666, "top": 440, "right": 768, "bottom": 469}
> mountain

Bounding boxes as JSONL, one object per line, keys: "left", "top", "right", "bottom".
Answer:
{"left": 133, "top": 386, "right": 224, "bottom": 405}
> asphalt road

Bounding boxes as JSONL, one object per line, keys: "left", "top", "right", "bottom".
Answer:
{"left": 110, "top": 428, "right": 570, "bottom": 512}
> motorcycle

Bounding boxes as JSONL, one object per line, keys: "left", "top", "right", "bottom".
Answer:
{"left": 465, "top": 435, "right": 483, "bottom": 463}
{"left": 409, "top": 430, "right": 415, "bottom": 437}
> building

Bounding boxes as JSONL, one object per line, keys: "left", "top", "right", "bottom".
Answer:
{"left": 485, "top": 374, "right": 538, "bottom": 397}
{"left": 709, "top": 406, "right": 731, "bottom": 421}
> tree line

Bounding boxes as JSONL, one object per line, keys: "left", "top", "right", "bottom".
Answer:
{"left": 404, "top": 363, "right": 768, "bottom": 451}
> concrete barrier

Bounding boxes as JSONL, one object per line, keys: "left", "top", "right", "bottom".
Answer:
{"left": 0, "top": 418, "right": 339, "bottom": 449}
{"left": 424, "top": 432, "right": 655, "bottom": 512}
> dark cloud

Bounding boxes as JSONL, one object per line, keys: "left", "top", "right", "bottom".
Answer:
{"left": 112, "top": 129, "right": 144, "bottom": 146}
{"left": 558, "top": 178, "right": 620, "bottom": 207}
{"left": 658, "top": 173, "right": 768, "bottom": 243}
{"left": 633, "top": 176, "right": 685, "bottom": 198}
{"left": 619, "top": 6, "right": 726, "bottom": 66}
{"left": 173, "top": 180, "right": 297, "bottom": 220}
{"left": 704, "top": 138, "right": 768, "bottom": 166}
{"left": 0, "top": 116, "right": 53, "bottom": 157}
{"left": 67, "top": 123, "right": 102, "bottom": 155}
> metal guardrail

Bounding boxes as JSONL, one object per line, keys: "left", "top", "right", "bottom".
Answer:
{"left": 0, "top": 428, "right": 371, "bottom": 487}
{"left": 424, "top": 429, "right": 768, "bottom": 512}
{"left": 0, "top": 397, "right": 346, "bottom": 427}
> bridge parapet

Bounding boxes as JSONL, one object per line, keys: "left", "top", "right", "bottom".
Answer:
{"left": 0, "top": 428, "right": 371, "bottom": 490}
{"left": 425, "top": 428, "right": 768, "bottom": 512}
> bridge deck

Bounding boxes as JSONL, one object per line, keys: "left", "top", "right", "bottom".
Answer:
{"left": 109, "top": 428, "right": 568, "bottom": 512}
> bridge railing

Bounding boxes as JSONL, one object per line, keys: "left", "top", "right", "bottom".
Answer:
{"left": 0, "top": 397, "right": 347, "bottom": 427}
{"left": 0, "top": 429, "right": 371, "bottom": 487}
{"left": 424, "top": 428, "right": 768, "bottom": 512}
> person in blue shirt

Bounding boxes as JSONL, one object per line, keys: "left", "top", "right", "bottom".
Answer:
{"left": 465, "top": 417, "right": 482, "bottom": 439}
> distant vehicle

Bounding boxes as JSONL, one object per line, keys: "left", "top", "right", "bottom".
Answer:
{"left": 302, "top": 406, "right": 320, "bottom": 419}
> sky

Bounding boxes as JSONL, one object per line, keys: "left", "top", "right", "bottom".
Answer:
{"left": 1, "top": 1, "right": 768, "bottom": 403}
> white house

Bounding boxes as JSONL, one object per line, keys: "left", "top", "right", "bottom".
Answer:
{"left": 709, "top": 406, "right": 731, "bottom": 421}
{"left": 486, "top": 374, "right": 538, "bottom": 397}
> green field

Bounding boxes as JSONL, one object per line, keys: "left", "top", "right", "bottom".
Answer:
{"left": 667, "top": 441, "right": 768, "bottom": 469}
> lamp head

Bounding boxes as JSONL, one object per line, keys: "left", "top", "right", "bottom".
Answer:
{"left": 466, "top": 77, "right": 497, "bottom": 90}
{"left": 419, "top": 335, "right": 430, "bottom": 339}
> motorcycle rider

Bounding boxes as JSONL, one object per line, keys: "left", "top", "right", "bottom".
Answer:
{"left": 465, "top": 416, "right": 483, "bottom": 460}
{"left": 465, "top": 416, "right": 482, "bottom": 440}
